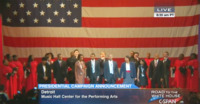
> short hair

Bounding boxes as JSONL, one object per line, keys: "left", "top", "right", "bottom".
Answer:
{"left": 125, "top": 55, "right": 130, "bottom": 59}
{"left": 57, "top": 54, "right": 62, "bottom": 58}
{"left": 190, "top": 53, "right": 197, "bottom": 59}
{"left": 164, "top": 51, "right": 169, "bottom": 56}
{"left": 134, "top": 52, "right": 139, "bottom": 55}
{"left": 12, "top": 55, "right": 17, "bottom": 59}
{"left": 42, "top": 57, "right": 47, "bottom": 61}
{"left": 91, "top": 53, "right": 95, "bottom": 56}
{"left": 5, "top": 54, "right": 11, "bottom": 59}
{"left": 74, "top": 49, "right": 79, "bottom": 53}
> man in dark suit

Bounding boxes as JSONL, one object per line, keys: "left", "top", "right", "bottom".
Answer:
{"left": 149, "top": 54, "right": 164, "bottom": 88}
{"left": 104, "top": 54, "right": 119, "bottom": 84}
{"left": 37, "top": 57, "right": 51, "bottom": 84}
{"left": 162, "top": 51, "right": 171, "bottom": 88}
{"left": 53, "top": 54, "right": 68, "bottom": 84}
{"left": 66, "top": 51, "right": 78, "bottom": 84}
{"left": 97, "top": 52, "right": 106, "bottom": 84}
{"left": 86, "top": 53, "right": 100, "bottom": 84}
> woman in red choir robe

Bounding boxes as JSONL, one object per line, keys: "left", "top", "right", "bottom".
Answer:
{"left": 25, "top": 55, "right": 38, "bottom": 92}
{"left": 186, "top": 53, "right": 199, "bottom": 92}
{"left": 5, "top": 54, "right": 18, "bottom": 96}
{"left": 144, "top": 53, "right": 153, "bottom": 88}
{"left": 12, "top": 55, "right": 24, "bottom": 91}
{"left": 174, "top": 54, "right": 187, "bottom": 88}
{"left": 1, "top": 59, "right": 13, "bottom": 99}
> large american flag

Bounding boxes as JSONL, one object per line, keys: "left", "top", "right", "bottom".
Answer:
{"left": 1, "top": 0, "right": 199, "bottom": 64}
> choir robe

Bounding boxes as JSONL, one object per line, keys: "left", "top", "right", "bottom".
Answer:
{"left": 1, "top": 65, "right": 13, "bottom": 99}
{"left": 144, "top": 58, "right": 153, "bottom": 88}
{"left": 186, "top": 59, "right": 199, "bottom": 92}
{"left": 26, "top": 61, "right": 38, "bottom": 92}
{"left": 8, "top": 62, "right": 18, "bottom": 96}
{"left": 174, "top": 59, "right": 186, "bottom": 88}
{"left": 13, "top": 61, "right": 24, "bottom": 91}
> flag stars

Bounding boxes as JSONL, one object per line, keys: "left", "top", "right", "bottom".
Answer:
{"left": 20, "top": 18, "right": 25, "bottom": 23}
{"left": 60, "top": 18, "right": 66, "bottom": 23}
{"left": 60, "top": 3, "right": 65, "bottom": 8}
{"left": 73, "top": 3, "right": 78, "bottom": 8}
{"left": 73, "top": 18, "right": 79, "bottom": 23}
{"left": 6, "top": 17, "right": 11, "bottom": 23}
{"left": 19, "top": 2, "right": 25, "bottom": 8}
{"left": 46, "top": 3, "right": 52, "bottom": 8}
{"left": 40, "top": 10, "right": 45, "bottom": 16}
{"left": 33, "top": 3, "right": 38, "bottom": 8}
{"left": 6, "top": 3, "right": 11, "bottom": 8}
{"left": 33, "top": 18, "right": 39, "bottom": 24}
{"left": 53, "top": 11, "right": 59, "bottom": 16}
{"left": 26, "top": 10, "right": 32, "bottom": 16}
{"left": 67, "top": 10, "right": 72, "bottom": 16}
{"left": 13, "top": 10, "right": 18, "bottom": 16}
{"left": 47, "top": 18, "right": 52, "bottom": 23}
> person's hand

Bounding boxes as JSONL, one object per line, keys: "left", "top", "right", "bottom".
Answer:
{"left": 105, "top": 79, "right": 107, "bottom": 81}
{"left": 54, "top": 78, "right": 56, "bottom": 82}
{"left": 51, "top": 69, "right": 53, "bottom": 73}
{"left": 44, "top": 77, "right": 48, "bottom": 80}
{"left": 134, "top": 78, "right": 137, "bottom": 80}
{"left": 118, "top": 78, "right": 121, "bottom": 81}
{"left": 150, "top": 78, "right": 152, "bottom": 80}
{"left": 96, "top": 77, "right": 99, "bottom": 81}
{"left": 87, "top": 77, "right": 90, "bottom": 81}
{"left": 160, "top": 78, "right": 163, "bottom": 82}
{"left": 137, "top": 78, "right": 140, "bottom": 82}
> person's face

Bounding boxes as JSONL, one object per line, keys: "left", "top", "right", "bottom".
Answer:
{"left": 100, "top": 52, "right": 105, "bottom": 59}
{"left": 134, "top": 54, "right": 139, "bottom": 59}
{"left": 163, "top": 52, "right": 168, "bottom": 58}
{"left": 80, "top": 56, "right": 84, "bottom": 61}
{"left": 146, "top": 53, "right": 150, "bottom": 58}
{"left": 31, "top": 56, "right": 34, "bottom": 60}
{"left": 4, "top": 60, "right": 9, "bottom": 66}
{"left": 58, "top": 55, "right": 62, "bottom": 60}
{"left": 91, "top": 55, "right": 95, "bottom": 60}
{"left": 125, "top": 57, "right": 129, "bottom": 63}
{"left": 74, "top": 51, "right": 79, "bottom": 57}
{"left": 48, "top": 54, "right": 52, "bottom": 60}
{"left": 179, "top": 54, "right": 184, "bottom": 60}
{"left": 130, "top": 52, "right": 134, "bottom": 56}
{"left": 140, "top": 60, "right": 144, "bottom": 65}
{"left": 154, "top": 54, "right": 159, "bottom": 60}
{"left": 108, "top": 54, "right": 113, "bottom": 60}
{"left": 42, "top": 60, "right": 47, "bottom": 65}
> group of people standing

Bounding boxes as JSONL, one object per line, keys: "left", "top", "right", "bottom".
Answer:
{"left": 0, "top": 49, "right": 199, "bottom": 99}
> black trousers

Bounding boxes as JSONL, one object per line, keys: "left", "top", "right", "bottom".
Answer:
{"left": 151, "top": 78, "right": 162, "bottom": 88}
{"left": 90, "top": 74, "right": 97, "bottom": 84}
{"left": 98, "top": 75, "right": 104, "bottom": 84}
{"left": 105, "top": 75, "right": 115, "bottom": 84}
{"left": 163, "top": 75, "right": 169, "bottom": 88}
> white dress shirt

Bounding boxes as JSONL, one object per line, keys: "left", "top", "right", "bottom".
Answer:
{"left": 43, "top": 65, "right": 46, "bottom": 77}
{"left": 109, "top": 60, "right": 114, "bottom": 74}
{"left": 126, "top": 63, "right": 130, "bottom": 71}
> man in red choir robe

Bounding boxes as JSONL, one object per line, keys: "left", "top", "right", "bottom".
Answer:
{"left": 1, "top": 59, "right": 14, "bottom": 99}
{"left": 186, "top": 53, "right": 199, "bottom": 92}
{"left": 5, "top": 54, "right": 18, "bottom": 96}
{"left": 174, "top": 54, "right": 187, "bottom": 88}
{"left": 144, "top": 53, "right": 153, "bottom": 88}
{"left": 12, "top": 55, "right": 24, "bottom": 91}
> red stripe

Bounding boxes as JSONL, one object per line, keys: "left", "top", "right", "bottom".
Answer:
{"left": 3, "top": 35, "right": 198, "bottom": 48}
{"left": 82, "top": 15, "right": 199, "bottom": 27}
{"left": 0, "top": 15, "right": 2, "bottom": 66}
{"left": 18, "top": 57, "right": 190, "bottom": 67}
{"left": 82, "top": 0, "right": 198, "bottom": 7}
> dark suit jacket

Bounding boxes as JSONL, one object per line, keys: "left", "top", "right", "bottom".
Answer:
{"left": 37, "top": 63, "right": 51, "bottom": 84}
{"left": 149, "top": 60, "right": 164, "bottom": 80}
{"left": 53, "top": 60, "right": 68, "bottom": 83}
{"left": 97, "top": 58, "right": 106, "bottom": 76}
{"left": 120, "top": 62, "right": 136, "bottom": 79}
{"left": 104, "top": 60, "right": 119, "bottom": 81}
{"left": 163, "top": 59, "right": 171, "bottom": 76}
{"left": 86, "top": 60, "right": 100, "bottom": 79}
